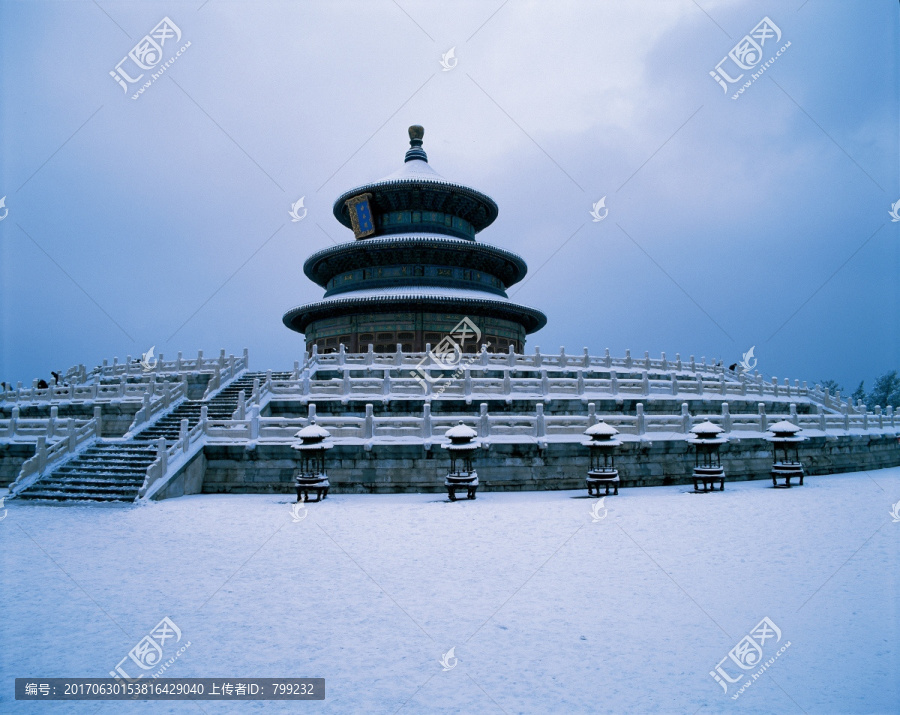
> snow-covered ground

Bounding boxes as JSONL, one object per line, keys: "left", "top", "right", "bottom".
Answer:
{"left": 2, "top": 469, "right": 898, "bottom": 714}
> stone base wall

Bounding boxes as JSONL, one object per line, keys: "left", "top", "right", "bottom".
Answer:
{"left": 0, "top": 443, "right": 36, "bottom": 488}
{"left": 200, "top": 433, "right": 900, "bottom": 495}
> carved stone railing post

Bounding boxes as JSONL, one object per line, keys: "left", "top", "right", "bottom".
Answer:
{"left": 636, "top": 403, "right": 645, "bottom": 435}
{"left": 758, "top": 403, "right": 767, "bottom": 432}
{"left": 588, "top": 402, "right": 597, "bottom": 426}
{"left": 535, "top": 404, "right": 545, "bottom": 438}
{"left": 157, "top": 437, "right": 168, "bottom": 478}
{"left": 364, "top": 404, "right": 374, "bottom": 439}
{"left": 422, "top": 403, "right": 432, "bottom": 439}
{"left": 93, "top": 405, "right": 102, "bottom": 437}
{"left": 722, "top": 403, "right": 731, "bottom": 433}
{"left": 249, "top": 406, "right": 259, "bottom": 440}
{"left": 681, "top": 403, "right": 691, "bottom": 433}
{"left": 610, "top": 369, "right": 618, "bottom": 395}
{"left": 480, "top": 403, "right": 490, "bottom": 437}
{"left": 180, "top": 418, "right": 189, "bottom": 452}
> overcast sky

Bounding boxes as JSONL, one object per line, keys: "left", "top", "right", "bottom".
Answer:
{"left": 1, "top": 0, "right": 897, "bottom": 394}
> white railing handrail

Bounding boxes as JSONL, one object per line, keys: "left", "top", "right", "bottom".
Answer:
{"left": 124, "top": 381, "right": 189, "bottom": 437}
{"left": 90, "top": 348, "right": 248, "bottom": 381}
{"left": 8, "top": 412, "right": 103, "bottom": 496}
{"left": 138, "top": 407, "right": 209, "bottom": 500}
{"left": 200, "top": 400, "right": 897, "bottom": 444}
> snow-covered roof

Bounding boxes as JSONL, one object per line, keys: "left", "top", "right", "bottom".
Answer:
{"left": 327, "top": 285, "right": 511, "bottom": 302}
{"left": 690, "top": 420, "right": 725, "bottom": 436}
{"left": 445, "top": 421, "right": 477, "bottom": 440}
{"left": 768, "top": 420, "right": 801, "bottom": 434}
{"left": 584, "top": 421, "right": 619, "bottom": 439}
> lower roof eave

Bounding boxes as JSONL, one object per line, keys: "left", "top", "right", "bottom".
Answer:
{"left": 282, "top": 294, "right": 547, "bottom": 334}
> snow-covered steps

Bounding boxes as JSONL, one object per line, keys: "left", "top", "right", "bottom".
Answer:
{"left": 132, "top": 371, "right": 290, "bottom": 443}
{"left": 15, "top": 443, "right": 158, "bottom": 502}
{"left": 14, "top": 371, "right": 292, "bottom": 503}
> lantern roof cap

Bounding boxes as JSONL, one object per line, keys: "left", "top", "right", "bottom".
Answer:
{"left": 294, "top": 420, "right": 331, "bottom": 441}
{"left": 584, "top": 421, "right": 619, "bottom": 439}
{"left": 768, "top": 420, "right": 801, "bottom": 435}
{"left": 445, "top": 420, "right": 477, "bottom": 440}
{"left": 690, "top": 420, "right": 725, "bottom": 437}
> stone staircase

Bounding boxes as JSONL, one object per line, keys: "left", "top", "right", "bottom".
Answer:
{"left": 14, "top": 371, "right": 287, "bottom": 503}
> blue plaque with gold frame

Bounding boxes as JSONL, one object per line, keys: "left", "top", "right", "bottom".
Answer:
{"left": 345, "top": 193, "right": 375, "bottom": 238}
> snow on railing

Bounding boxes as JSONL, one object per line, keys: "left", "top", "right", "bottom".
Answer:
{"left": 200, "top": 400, "right": 897, "bottom": 446}
{"left": 124, "top": 380, "right": 188, "bottom": 437}
{"left": 138, "top": 407, "right": 208, "bottom": 500}
{"left": 260, "top": 367, "right": 839, "bottom": 410}
{"left": 298, "top": 346, "right": 860, "bottom": 414}
{"left": 8, "top": 413, "right": 103, "bottom": 497}
{"left": 0, "top": 375, "right": 192, "bottom": 406}
{"left": 89, "top": 348, "right": 249, "bottom": 382}
{"left": 201, "top": 352, "right": 249, "bottom": 400}
{"left": 0, "top": 405, "right": 98, "bottom": 442}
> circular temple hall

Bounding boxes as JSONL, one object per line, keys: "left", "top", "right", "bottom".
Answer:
{"left": 282, "top": 125, "right": 547, "bottom": 354}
